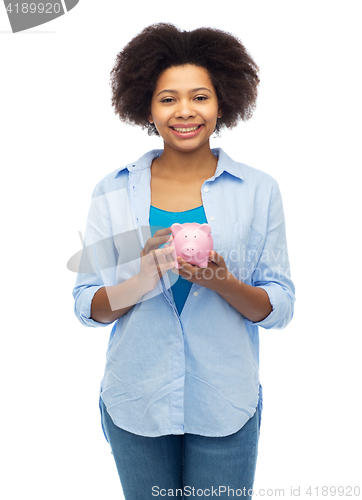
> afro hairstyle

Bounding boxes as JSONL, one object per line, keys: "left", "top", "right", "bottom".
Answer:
{"left": 109, "top": 23, "right": 260, "bottom": 136}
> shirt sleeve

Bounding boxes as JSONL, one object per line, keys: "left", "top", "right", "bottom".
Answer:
{"left": 72, "top": 181, "right": 118, "bottom": 328}
{"left": 248, "top": 181, "right": 296, "bottom": 330}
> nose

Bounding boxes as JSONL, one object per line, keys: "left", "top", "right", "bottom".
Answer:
{"left": 175, "top": 99, "right": 196, "bottom": 120}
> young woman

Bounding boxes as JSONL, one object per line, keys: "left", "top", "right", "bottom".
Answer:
{"left": 73, "top": 23, "right": 295, "bottom": 499}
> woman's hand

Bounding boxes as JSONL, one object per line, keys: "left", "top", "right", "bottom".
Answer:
{"left": 171, "top": 250, "right": 234, "bottom": 294}
{"left": 138, "top": 227, "right": 175, "bottom": 292}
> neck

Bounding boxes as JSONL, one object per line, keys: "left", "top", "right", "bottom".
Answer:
{"left": 154, "top": 141, "right": 218, "bottom": 180}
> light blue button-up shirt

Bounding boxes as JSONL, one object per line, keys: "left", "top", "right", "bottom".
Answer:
{"left": 72, "top": 148, "right": 295, "bottom": 439}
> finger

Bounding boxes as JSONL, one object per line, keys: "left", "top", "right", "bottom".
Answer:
{"left": 177, "top": 257, "right": 196, "bottom": 273}
{"left": 209, "top": 250, "right": 220, "bottom": 262}
{"left": 153, "top": 234, "right": 174, "bottom": 253}
{"left": 160, "top": 245, "right": 175, "bottom": 264}
{"left": 150, "top": 253, "right": 175, "bottom": 278}
{"left": 153, "top": 227, "right": 173, "bottom": 244}
{"left": 159, "top": 245, "right": 174, "bottom": 254}
{"left": 152, "top": 247, "right": 176, "bottom": 274}
{"left": 143, "top": 244, "right": 174, "bottom": 262}
{"left": 151, "top": 249, "right": 162, "bottom": 280}
{"left": 154, "top": 226, "right": 173, "bottom": 236}
{"left": 143, "top": 232, "right": 173, "bottom": 258}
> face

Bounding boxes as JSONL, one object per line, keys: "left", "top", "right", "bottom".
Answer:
{"left": 149, "top": 64, "right": 223, "bottom": 153}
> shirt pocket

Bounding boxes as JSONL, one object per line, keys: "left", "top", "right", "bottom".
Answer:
{"left": 227, "top": 223, "right": 263, "bottom": 282}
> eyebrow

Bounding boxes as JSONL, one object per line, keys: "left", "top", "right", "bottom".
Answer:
{"left": 156, "top": 87, "right": 212, "bottom": 97}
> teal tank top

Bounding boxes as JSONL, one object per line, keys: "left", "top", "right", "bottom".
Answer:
{"left": 149, "top": 205, "right": 208, "bottom": 315}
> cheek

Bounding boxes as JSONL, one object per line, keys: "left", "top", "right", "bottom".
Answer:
{"left": 206, "top": 105, "right": 220, "bottom": 123}
{"left": 152, "top": 108, "right": 168, "bottom": 126}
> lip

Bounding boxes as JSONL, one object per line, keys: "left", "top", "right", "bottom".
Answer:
{"left": 169, "top": 124, "right": 204, "bottom": 138}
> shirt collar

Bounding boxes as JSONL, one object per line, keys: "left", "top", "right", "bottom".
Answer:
{"left": 114, "top": 148, "right": 244, "bottom": 181}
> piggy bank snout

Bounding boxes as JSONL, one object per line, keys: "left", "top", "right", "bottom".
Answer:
{"left": 179, "top": 238, "right": 210, "bottom": 261}
{"left": 180, "top": 242, "right": 197, "bottom": 253}
{"left": 180, "top": 247, "right": 200, "bottom": 260}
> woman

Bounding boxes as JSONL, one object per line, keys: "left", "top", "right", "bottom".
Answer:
{"left": 72, "top": 23, "right": 295, "bottom": 499}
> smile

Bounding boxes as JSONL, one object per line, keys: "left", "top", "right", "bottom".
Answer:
{"left": 172, "top": 125, "right": 201, "bottom": 133}
{"left": 169, "top": 125, "right": 204, "bottom": 138}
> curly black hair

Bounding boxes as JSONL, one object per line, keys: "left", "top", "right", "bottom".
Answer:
{"left": 110, "top": 23, "right": 260, "bottom": 136}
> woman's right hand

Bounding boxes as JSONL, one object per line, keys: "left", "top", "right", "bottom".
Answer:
{"left": 138, "top": 227, "right": 175, "bottom": 291}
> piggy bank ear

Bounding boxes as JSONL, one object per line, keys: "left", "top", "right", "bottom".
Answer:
{"left": 171, "top": 223, "right": 184, "bottom": 236}
{"left": 198, "top": 224, "right": 211, "bottom": 236}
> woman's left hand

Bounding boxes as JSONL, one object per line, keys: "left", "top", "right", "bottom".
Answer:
{"left": 170, "top": 250, "right": 234, "bottom": 293}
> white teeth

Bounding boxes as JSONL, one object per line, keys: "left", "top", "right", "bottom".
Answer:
{"left": 173, "top": 126, "right": 200, "bottom": 133}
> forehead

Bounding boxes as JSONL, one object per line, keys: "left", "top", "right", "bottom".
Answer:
{"left": 154, "top": 64, "right": 214, "bottom": 92}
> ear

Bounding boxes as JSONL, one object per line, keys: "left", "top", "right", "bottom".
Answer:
{"left": 171, "top": 223, "right": 184, "bottom": 236}
{"left": 217, "top": 108, "right": 223, "bottom": 119}
{"left": 198, "top": 224, "right": 211, "bottom": 237}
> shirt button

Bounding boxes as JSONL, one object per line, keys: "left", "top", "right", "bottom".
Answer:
{"left": 193, "top": 291, "right": 199, "bottom": 296}
{"left": 204, "top": 187, "right": 209, "bottom": 192}
{"left": 210, "top": 216, "right": 215, "bottom": 221}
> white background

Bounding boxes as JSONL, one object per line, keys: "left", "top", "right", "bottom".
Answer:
{"left": 1, "top": 1, "right": 361, "bottom": 498}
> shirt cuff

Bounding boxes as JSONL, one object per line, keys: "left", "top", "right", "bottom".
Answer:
{"left": 75, "top": 285, "right": 113, "bottom": 328}
{"left": 250, "top": 284, "right": 293, "bottom": 330}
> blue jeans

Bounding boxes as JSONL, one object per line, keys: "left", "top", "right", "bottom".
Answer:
{"left": 100, "top": 398, "right": 259, "bottom": 499}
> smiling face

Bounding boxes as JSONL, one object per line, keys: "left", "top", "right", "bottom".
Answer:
{"left": 149, "top": 64, "right": 223, "bottom": 154}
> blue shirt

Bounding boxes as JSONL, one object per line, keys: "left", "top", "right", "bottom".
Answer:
{"left": 72, "top": 148, "right": 295, "bottom": 439}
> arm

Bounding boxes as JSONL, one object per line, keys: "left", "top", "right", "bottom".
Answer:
{"left": 173, "top": 180, "right": 295, "bottom": 329}
{"left": 90, "top": 274, "right": 151, "bottom": 324}
{"left": 72, "top": 182, "right": 140, "bottom": 328}
{"left": 215, "top": 274, "right": 272, "bottom": 323}
{"left": 248, "top": 182, "right": 295, "bottom": 329}
{"left": 73, "top": 183, "right": 175, "bottom": 327}
{"left": 209, "top": 181, "right": 292, "bottom": 324}
{"left": 174, "top": 252, "right": 272, "bottom": 323}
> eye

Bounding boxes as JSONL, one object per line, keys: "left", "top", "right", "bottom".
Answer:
{"left": 161, "top": 98, "right": 174, "bottom": 103}
{"left": 195, "top": 96, "right": 208, "bottom": 101}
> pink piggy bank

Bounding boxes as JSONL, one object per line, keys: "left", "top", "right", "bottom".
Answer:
{"left": 170, "top": 223, "right": 213, "bottom": 269}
